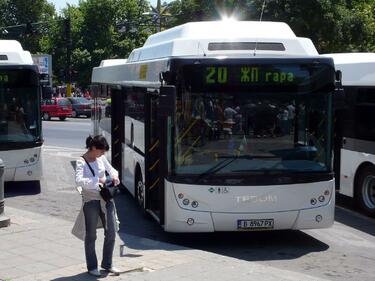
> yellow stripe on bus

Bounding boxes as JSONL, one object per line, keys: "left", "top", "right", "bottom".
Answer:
{"left": 149, "top": 140, "right": 159, "bottom": 153}
{"left": 182, "top": 136, "right": 201, "bottom": 159}
{"left": 149, "top": 178, "right": 160, "bottom": 190}
{"left": 149, "top": 159, "right": 160, "bottom": 172}
{"left": 176, "top": 118, "right": 199, "bottom": 145}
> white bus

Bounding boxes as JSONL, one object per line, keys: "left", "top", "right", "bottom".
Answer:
{"left": 91, "top": 21, "right": 337, "bottom": 232}
{"left": 325, "top": 53, "right": 375, "bottom": 217}
{"left": 0, "top": 40, "right": 43, "bottom": 183}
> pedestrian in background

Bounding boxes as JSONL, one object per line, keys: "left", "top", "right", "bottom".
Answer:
{"left": 73, "top": 135, "right": 121, "bottom": 277}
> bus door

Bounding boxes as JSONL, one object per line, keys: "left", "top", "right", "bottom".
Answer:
{"left": 111, "top": 88, "right": 125, "bottom": 180}
{"left": 145, "top": 86, "right": 176, "bottom": 224}
{"left": 145, "top": 90, "right": 162, "bottom": 220}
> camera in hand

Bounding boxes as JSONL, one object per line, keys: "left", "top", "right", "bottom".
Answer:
{"left": 104, "top": 175, "right": 114, "bottom": 187}
{"left": 100, "top": 176, "right": 118, "bottom": 202}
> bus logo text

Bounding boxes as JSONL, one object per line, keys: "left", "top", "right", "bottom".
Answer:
{"left": 208, "top": 187, "right": 229, "bottom": 194}
{"left": 236, "top": 195, "right": 278, "bottom": 203}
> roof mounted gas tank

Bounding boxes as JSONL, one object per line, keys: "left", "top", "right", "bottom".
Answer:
{"left": 127, "top": 21, "right": 318, "bottom": 62}
{"left": 0, "top": 40, "right": 33, "bottom": 65}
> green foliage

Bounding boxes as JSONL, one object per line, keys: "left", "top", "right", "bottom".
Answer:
{"left": 249, "top": 0, "right": 375, "bottom": 52}
{"left": 0, "top": 0, "right": 55, "bottom": 52}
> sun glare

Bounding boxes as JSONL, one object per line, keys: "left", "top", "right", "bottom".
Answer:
{"left": 221, "top": 15, "right": 238, "bottom": 22}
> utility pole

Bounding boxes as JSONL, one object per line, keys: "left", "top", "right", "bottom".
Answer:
{"left": 64, "top": 17, "right": 72, "bottom": 97}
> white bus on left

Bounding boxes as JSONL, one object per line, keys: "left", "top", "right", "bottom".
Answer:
{"left": 0, "top": 40, "right": 43, "bottom": 183}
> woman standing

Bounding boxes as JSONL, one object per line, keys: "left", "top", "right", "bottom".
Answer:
{"left": 74, "top": 135, "right": 120, "bottom": 277}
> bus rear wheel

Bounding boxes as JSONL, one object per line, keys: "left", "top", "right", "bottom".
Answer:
{"left": 135, "top": 172, "right": 145, "bottom": 209}
{"left": 355, "top": 166, "right": 375, "bottom": 217}
{"left": 43, "top": 112, "right": 50, "bottom": 121}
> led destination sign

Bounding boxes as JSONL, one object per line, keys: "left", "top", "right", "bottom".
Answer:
{"left": 183, "top": 63, "right": 334, "bottom": 93}
{"left": 0, "top": 74, "right": 9, "bottom": 83}
{"left": 205, "top": 65, "right": 307, "bottom": 85}
{"left": 0, "top": 69, "right": 39, "bottom": 86}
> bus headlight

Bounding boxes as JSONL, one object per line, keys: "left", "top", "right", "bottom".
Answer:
{"left": 191, "top": 201, "right": 199, "bottom": 208}
{"left": 310, "top": 198, "right": 317, "bottom": 205}
{"left": 183, "top": 199, "right": 190, "bottom": 205}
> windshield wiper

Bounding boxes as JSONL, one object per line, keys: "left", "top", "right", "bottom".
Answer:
{"left": 194, "top": 154, "right": 282, "bottom": 183}
{"left": 218, "top": 154, "right": 280, "bottom": 159}
{"left": 195, "top": 157, "right": 238, "bottom": 183}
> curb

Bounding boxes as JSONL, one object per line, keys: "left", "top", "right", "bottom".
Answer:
{"left": 0, "top": 213, "right": 10, "bottom": 228}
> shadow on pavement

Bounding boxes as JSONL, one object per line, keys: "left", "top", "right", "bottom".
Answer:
{"left": 4, "top": 181, "right": 41, "bottom": 197}
{"left": 335, "top": 194, "right": 375, "bottom": 236}
{"left": 50, "top": 272, "right": 98, "bottom": 281}
{"left": 115, "top": 189, "right": 329, "bottom": 262}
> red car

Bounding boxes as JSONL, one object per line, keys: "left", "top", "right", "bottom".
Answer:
{"left": 41, "top": 97, "right": 72, "bottom": 121}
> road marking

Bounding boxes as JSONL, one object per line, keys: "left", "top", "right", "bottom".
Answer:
{"left": 43, "top": 145, "right": 86, "bottom": 152}
{"left": 43, "top": 145, "right": 85, "bottom": 158}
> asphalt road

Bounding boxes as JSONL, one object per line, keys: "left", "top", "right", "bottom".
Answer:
{"left": 42, "top": 117, "right": 92, "bottom": 149}
{"left": 4, "top": 117, "right": 375, "bottom": 281}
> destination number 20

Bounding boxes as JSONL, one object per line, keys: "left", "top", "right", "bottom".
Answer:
{"left": 206, "top": 67, "right": 228, "bottom": 84}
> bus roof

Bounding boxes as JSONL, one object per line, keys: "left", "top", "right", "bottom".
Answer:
{"left": 127, "top": 21, "right": 318, "bottom": 62}
{"left": 0, "top": 40, "right": 33, "bottom": 65}
{"left": 322, "top": 53, "right": 375, "bottom": 86}
{"left": 93, "top": 21, "right": 323, "bottom": 85}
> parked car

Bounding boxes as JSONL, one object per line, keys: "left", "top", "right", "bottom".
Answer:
{"left": 67, "top": 97, "right": 92, "bottom": 118}
{"left": 41, "top": 97, "right": 72, "bottom": 121}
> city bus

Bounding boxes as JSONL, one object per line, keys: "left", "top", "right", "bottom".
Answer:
{"left": 91, "top": 21, "right": 337, "bottom": 232}
{"left": 0, "top": 40, "right": 43, "bottom": 183}
{"left": 325, "top": 53, "right": 375, "bottom": 217}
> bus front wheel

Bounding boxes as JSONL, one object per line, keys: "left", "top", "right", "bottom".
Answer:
{"left": 355, "top": 166, "right": 375, "bottom": 217}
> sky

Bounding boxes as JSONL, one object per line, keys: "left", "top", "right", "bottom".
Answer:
{"left": 48, "top": 0, "right": 171, "bottom": 13}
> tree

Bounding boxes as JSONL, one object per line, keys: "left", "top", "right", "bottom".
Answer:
{"left": 47, "top": 0, "right": 151, "bottom": 88}
{"left": 167, "top": 0, "right": 375, "bottom": 53}
{"left": 249, "top": 0, "right": 375, "bottom": 53}
{"left": 0, "top": 0, "right": 55, "bottom": 53}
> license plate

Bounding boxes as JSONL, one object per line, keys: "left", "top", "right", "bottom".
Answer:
{"left": 237, "top": 219, "right": 274, "bottom": 230}
{"left": 63, "top": 106, "right": 68, "bottom": 110}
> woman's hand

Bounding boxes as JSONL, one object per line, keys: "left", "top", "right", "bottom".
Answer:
{"left": 99, "top": 177, "right": 106, "bottom": 184}
{"left": 112, "top": 176, "right": 120, "bottom": 186}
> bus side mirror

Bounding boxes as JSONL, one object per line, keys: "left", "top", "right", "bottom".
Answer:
{"left": 159, "top": 85, "right": 176, "bottom": 117}
{"left": 335, "top": 70, "right": 342, "bottom": 87}
{"left": 333, "top": 89, "right": 346, "bottom": 110}
{"left": 333, "top": 70, "right": 346, "bottom": 110}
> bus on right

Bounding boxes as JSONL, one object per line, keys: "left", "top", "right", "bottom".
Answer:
{"left": 324, "top": 53, "right": 375, "bottom": 217}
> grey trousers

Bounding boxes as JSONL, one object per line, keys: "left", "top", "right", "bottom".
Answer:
{"left": 83, "top": 200, "right": 116, "bottom": 271}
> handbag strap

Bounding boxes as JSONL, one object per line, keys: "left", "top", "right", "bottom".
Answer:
{"left": 81, "top": 156, "right": 95, "bottom": 177}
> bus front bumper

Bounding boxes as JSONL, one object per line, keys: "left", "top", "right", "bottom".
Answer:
{"left": 164, "top": 193, "right": 335, "bottom": 232}
{"left": 4, "top": 162, "right": 42, "bottom": 182}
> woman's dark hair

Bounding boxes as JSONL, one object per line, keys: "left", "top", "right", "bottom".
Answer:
{"left": 86, "top": 135, "right": 109, "bottom": 151}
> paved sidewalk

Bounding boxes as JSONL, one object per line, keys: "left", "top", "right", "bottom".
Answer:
{"left": 0, "top": 206, "right": 332, "bottom": 281}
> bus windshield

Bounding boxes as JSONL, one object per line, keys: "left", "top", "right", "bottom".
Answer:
{"left": 173, "top": 63, "right": 334, "bottom": 179}
{"left": 0, "top": 69, "right": 41, "bottom": 144}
